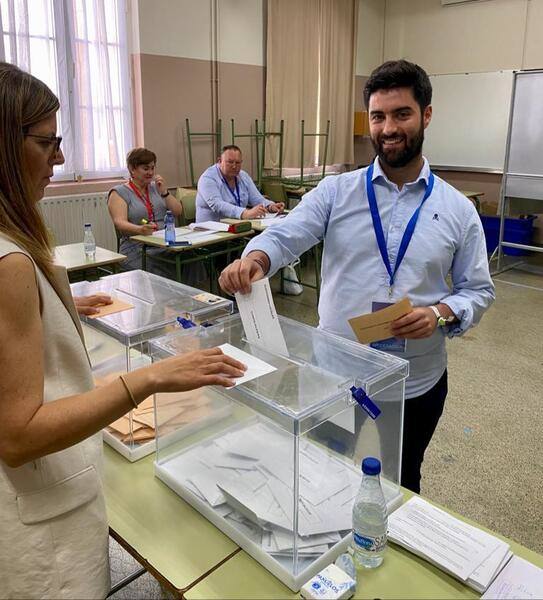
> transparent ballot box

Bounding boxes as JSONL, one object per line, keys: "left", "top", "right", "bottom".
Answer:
{"left": 71, "top": 270, "right": 233, "bottom": 461}
{"left": 150, "top": 314, "right": 408, "bottom": 591}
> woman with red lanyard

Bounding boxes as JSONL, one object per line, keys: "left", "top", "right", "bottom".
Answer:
{"left": 108, "top": 147, "right": 183, "bottom": 278}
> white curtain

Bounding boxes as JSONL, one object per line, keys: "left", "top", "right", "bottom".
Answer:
{"left": 0, "top": 0, "right": 132, "bottom": 180}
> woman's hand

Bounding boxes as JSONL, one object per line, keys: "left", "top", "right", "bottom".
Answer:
{"left": 139, "top": 223, "right": 157, "bottom": 236}
{"left": 73, "top": 294, "right": 113, "bottom": 316}
{"left": 155, "top": 174, "right": 168, "bottom": 196}
{"left": 147, "top": 347, "right": 247, "bottom": 392}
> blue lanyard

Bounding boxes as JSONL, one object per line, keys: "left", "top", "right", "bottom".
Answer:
{"left": 365, "top": 163, "right": 434, "bottom": 292}
{"left": 217, "top": 166, "right": 241, "bottom": 206}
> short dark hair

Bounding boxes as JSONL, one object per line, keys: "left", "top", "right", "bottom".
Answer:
{"left": 363, "top": 60, "right": 432, "bottom": 112}
{"left": 221, "top": 144, "right": 241, "bottom": 155}
{"left": 126, "top": 147, "right": 156, "bottom": 170}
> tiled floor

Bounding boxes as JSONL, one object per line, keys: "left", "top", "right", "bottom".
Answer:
{"left": 108, "top": 263, "right": 543, "bottom": 598}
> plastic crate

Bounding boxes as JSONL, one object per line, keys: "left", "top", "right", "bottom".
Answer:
{"left": 480, "top": 215, "right": 536, "bottom": 256}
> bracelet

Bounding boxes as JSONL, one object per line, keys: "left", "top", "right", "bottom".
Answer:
{"left": 160, "top": 191, "right": 169, "bottom": 198}
{"left": 119, "top": 374, "right": 138, "bottom": 408}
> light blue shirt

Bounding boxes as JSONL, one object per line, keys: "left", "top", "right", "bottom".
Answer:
{"left": 243, "top": 157, "right": 495, "bottom": 398}
{"left": 196, "top": 164, "right": 273, "bottom": 222}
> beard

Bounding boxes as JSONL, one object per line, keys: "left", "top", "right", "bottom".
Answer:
{"left": 371, "top": 123, "right": 424, "bottom": 169}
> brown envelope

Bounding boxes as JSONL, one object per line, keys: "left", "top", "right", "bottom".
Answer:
{"left": 87, "top": 297, "right": 134, "bottom": 319}
{"left": 348, "top": 297, "right": 413, "bottom": 344}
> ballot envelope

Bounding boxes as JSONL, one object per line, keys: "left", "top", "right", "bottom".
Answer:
{"left": 150, "top": 313, "right": 408, "bottom": 591}
{"left": 71, "top": 270, "right": 233, "bottom": 461}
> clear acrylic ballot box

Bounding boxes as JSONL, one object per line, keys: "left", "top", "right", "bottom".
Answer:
{"left": 150, "top": 314, "right": 408, "bottom": 591}
{"left": 71, "top": 270, "right": 233, "bottom": 461}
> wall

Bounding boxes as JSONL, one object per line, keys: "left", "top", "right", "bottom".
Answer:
{"left": 380, "top": 0, "right": 543, "bottom": 209}
{"left": 133, "top": 0, "right": 265, "bottom": 187}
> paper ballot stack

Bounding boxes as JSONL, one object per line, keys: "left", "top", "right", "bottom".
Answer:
{"left": 388, "top": 497, "right": 512, "bottom": 592}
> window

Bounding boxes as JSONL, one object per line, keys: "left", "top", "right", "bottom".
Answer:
{"left": 0, "top": 0, "right": 133, "bottom": 180}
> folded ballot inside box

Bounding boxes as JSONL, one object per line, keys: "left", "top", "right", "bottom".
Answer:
{"left": 151, "top": 313, "right": 408, "bottom": 591}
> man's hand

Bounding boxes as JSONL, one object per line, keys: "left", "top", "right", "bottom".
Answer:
{"left": 241, "top": 205, "right": 268, "bottom": 219}
{"left": 390, "top": 307, "right": 437, "bottom": 340}
{"left": 267, "top": 202, "right": 285, "bottom": 214}
{"left": 219, "top": 252, "right": 269, "bottom": 295}
{"left": 73, "top": 293, "right": 113, "bottom": 316}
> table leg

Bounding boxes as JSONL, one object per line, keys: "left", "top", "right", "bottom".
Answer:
{"left": 175, "top": 254, "right": 182, "bottom": 283}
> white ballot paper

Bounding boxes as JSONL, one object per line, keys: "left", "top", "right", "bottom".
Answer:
{"left": 482, "top": 555, "right": 543, "bottom": 599}
{"left": 235, "top": 278, "right": 288, "bottom": 356}
{"left": 388, "top": 496, "right": 510, "bottom": 589}
{"left": 218, "top": 343, "right": 276, "bottom": 388}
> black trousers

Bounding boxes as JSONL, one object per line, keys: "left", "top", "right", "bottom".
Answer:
{"left": 401, "top": 369, "right": 448, "bottom": 494}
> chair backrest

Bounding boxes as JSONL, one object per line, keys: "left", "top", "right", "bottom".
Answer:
{"left": 261, "top": 181, "right": 288, "bottom": 204}
{"left": 175, "top": 188, "right": 197, "bottom": 224}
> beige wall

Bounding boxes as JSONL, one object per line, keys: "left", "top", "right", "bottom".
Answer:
{"left": 131, "top": 0, "right": 265, "bottom": 187}
{"left": 383, "top": 0, "right": 543, "bottom": 73}
{"left": 356, "top": 0, "right": 385, "bottom": 76}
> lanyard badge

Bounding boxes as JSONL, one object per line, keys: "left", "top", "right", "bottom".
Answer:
{"left": 365, "top": 163, "right": 434, "bottom": 296}
{"left": 217, "top": 166, "right": 241, "bottom": 206}
{"left": 128, "top": 181, "right": 156, "bottom": 222}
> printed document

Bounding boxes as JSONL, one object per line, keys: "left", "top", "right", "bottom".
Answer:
{"left": 482, "top": 555, "right": 543, "bottom": 599}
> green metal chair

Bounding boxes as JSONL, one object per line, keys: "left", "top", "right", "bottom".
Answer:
{"left": 175, "top": 188, "right": 197, "bottom": 225}
{"left": 261, "top": 181, "right": 288, "bottom": 205}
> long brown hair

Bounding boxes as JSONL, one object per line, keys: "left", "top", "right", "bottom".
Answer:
{"left": 0, "top": 62, "right": 60, "bottom": 276}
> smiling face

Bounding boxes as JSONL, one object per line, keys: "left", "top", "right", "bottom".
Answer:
{"left": 130, "top": 162, "right": 156, "bottom": 187}
{"left": 368, "top": 86, "right": 432, "bottom": 169}
{"left": 22, "top": 113, "right": 64, "bottom": 202}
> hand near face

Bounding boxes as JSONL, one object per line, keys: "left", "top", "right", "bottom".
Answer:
{"left": 154, "top": 174, "right": 168, "bottom": 196}
{"left": 73, "top": 293, "right": 113, "bottom": 316}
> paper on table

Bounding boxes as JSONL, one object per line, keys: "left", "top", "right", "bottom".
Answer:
{"left": 218, "top": 343, "right": 277, "bottom": 388}
{"left": 189, "top": 221, "right": 229, "bottom": 232}
{"left": 348, "top": 297, "right": 413, "bottom": 344}
{"left": 235, "top": 278, "right": 288, "bottom": 356}
{"left": 388, "top": 496, "right": 504, "bottom": 582}
{"left": 87, "top": 297, "right": 134, "bottom": 319}
{"left": 469, "top": 545, "right": 512, "bottom": 593}
{"left": 482, "top": 555, "right": 543, "bottom": 599}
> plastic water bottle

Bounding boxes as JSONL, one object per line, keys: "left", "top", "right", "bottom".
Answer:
{"left": 352, "top": 456, "right": 388, "bottom": 569}
{"left": 83, "top": 223, "right": 96, "bottom": 260}
{"left": 164, "top": 210, "right": 176, "bottom": 245}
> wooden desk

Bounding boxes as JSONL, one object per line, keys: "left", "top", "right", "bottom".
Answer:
{"left": 461, "top": 190, "right": 485, "bottom": 213}
{"left": 54, "top": 243, "right": 126, "bottom": 279}
{"left": 184, "top": 494, "right": 543, "bottom": 600}
{"left": 103, "top": 445, "right": 239, "bottom": 599}
{"left": 130, "top": 228, "right": 254, "bottom": 286}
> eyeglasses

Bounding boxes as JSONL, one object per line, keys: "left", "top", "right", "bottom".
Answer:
{"left": 24, "top": 133, "right": 63, "bottom": 153}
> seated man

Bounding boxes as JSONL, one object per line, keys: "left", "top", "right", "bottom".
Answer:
{"left": 196, "top": 145, "right": 284, "bottom": 222}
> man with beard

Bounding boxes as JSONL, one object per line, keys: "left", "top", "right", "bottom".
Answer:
{"left": 218, "top": 60, "right": 495, "bottom": 493}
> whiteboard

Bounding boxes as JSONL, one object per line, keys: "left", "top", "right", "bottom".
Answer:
{"left": 424, "top": 71, "right": 514, "bottom": 171}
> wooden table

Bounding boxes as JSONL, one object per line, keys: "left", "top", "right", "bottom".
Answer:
{"left": 54, "top": 243, "right": 126, "bottom": 279}
{"left": 461, "top": 190, "right": 485, "bottom": 213}
{"left": 184, "top": 494, "right": 543, "bottom": 600}
{"left": 130, "top": 227, "right": 254, "bottom": 287}
{"left": 103, "top": 445, "right": 239, "bottom": 599}
{"left": 102, "top": 445, "right": 543, "bottom": 599}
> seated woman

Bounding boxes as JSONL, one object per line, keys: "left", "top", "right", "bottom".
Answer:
{"left": 108, "top": 148, "right": 183, "bottom": 278}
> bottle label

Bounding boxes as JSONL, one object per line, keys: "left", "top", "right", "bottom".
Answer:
{"left": 353, "top": 531, "right": 387, "bottom": 553}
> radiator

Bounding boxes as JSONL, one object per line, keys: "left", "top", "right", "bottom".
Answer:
{"left": 39, "top": 192, "right": 117, "bottom": 251}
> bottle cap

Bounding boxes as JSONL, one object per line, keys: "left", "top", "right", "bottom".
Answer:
{"left": 361, "top": 456, "right": 381, "bottom": 475}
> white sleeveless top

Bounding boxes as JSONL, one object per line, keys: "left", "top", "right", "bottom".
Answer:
{"left": 0, "top": 235, "right": 110, "bottom": 599}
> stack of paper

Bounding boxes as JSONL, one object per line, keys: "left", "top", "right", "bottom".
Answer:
{"left": 160, "top": 420, "right": 362, "bottom": 558}
{"left": 482, "top": 555, "right": 543, "bottom": 599}
{"left": 388, "top": 497, "right": 512, "bottom": 592}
